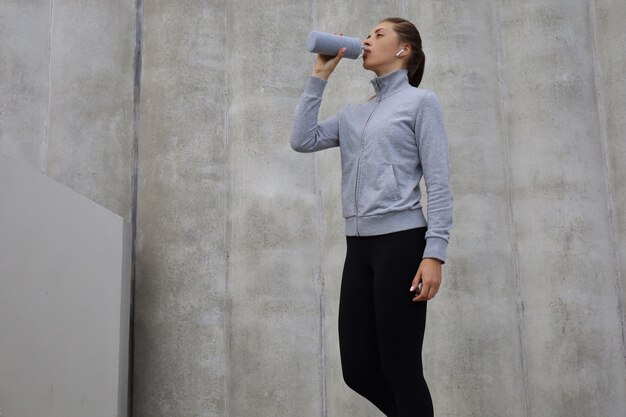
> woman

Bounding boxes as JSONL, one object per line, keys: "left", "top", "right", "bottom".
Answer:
{"left": 290, "top": 17, "right": 453, "bottom": 417}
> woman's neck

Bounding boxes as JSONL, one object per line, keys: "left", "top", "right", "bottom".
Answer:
{"left": 373, "top": 67, "right": 406, "bottom": 79}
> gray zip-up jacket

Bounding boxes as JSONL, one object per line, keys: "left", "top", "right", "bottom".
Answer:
{"left": 290, "top": 69, "right": 453, "bottom": 263}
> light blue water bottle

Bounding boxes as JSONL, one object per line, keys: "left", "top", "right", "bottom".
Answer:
{"left": 306, "top": 31, "right": 364, "bottom": 59}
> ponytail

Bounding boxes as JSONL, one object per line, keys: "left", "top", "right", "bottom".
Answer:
{"left": 380, "top": 17, "right": 426, "bottom": 87}
{"left": 408, "top": 48, "right": 425, "bottom": 87}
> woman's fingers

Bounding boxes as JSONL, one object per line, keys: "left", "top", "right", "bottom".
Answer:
{"left": 410, "top": 270, "right": 421, "bottom": 292}
{"left": 324, "top": 47, "right": 346, "bottom": 69}
{"left": 410, "top": 269, "right": 424, "bottom": 302}
{"left": 411, "top": 260, "right": 442, "bottom": 302}
{"left": 414, "top": 281, "right": 435, "bottom": 301}
{"left": 312, "top": 47, "right": 346, "bottom": 80}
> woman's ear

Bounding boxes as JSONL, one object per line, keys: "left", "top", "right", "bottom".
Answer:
{"left": 396, "top": 43, "right": 411, "bottom": 58}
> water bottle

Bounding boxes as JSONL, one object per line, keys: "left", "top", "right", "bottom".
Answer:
{"left": 306, "top": 31, "right": 364, "bottom": 59}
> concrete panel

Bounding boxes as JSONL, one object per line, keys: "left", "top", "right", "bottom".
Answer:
{"left": 498, "top": 1, "right": 626, "bottom": 415}
{"left": 594, "top": 0, "right": 626, "bottom": 357}
{"left": 46, "top": 0, "right": 135, "bottom": 219}
{"left": 0, "top": 0, "right": 51, "bottom": 168}
{"left": 407, "top": 2, "right": 527, "bottom": 416}
{"left": 225, "top": 1, "right": 325, "bottom": 415}
{"left": 0, "top": 152, "right": 131, "bottom": 417}
{"left": 133, "top": 1, "right": 229, "bottom": 416}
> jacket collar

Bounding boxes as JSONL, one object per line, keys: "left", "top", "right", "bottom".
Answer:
{"left": 370, "top": 69, "right": 410, "bottom": 99}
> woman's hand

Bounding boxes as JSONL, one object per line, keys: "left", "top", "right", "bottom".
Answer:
{"left": 410, "top": 258, "right": 442, "bottom": 302}
{"left": 311, "top": 32, "right": 346, "bottom": 80}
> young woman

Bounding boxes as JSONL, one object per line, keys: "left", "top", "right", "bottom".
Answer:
{"left": 290, "top": 17, "right": 453, "bottom": 417}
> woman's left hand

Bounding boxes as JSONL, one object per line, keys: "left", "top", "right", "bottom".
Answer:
{"left": 410, "top": 258, "right": 442, "bottom": 302}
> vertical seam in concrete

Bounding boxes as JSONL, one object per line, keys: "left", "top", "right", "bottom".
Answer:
{"left": 223, "top": 0, "right": 232, "bottom": 415}
{"left": 129, "top": 0, "right": 143, "bottom": 416}
{"left": 310, "top": 3, "right": 327, "bottom": 416}
{"left": 42, "top": 0, "right": 54, "bottom": 173}
{"left": 588, "top": 0, "right": 626, "bottom": 367}
{"left": 493, "top": 3, "right": 530, "bottom": 416}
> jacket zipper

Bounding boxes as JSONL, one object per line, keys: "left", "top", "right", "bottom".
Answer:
{"left": 354, "top": 83, "right": 383, "bottom": 236}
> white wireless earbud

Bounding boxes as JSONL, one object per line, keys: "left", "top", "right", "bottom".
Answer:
{"left": 395, "top": 48, "right": 405, "bottom": 57}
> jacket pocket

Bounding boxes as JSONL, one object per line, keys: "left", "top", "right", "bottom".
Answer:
{"left": 368, "top": 163, "right": 401, "bottom": 209}
{"left": 384, "top": 164, "right": 401, "bottom": 201}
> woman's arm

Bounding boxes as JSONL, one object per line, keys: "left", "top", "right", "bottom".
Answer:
{"left": 410, "top": 90, "right": 452, "bottom": 302}
{"left": 290, "top": 48, "right": 346, "bottom": 153}
{"left": 415, "top": 90, "right": 453, "bottom": 264}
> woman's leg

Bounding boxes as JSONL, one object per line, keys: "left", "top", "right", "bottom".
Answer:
{"left": 370, "top": 228, "right": 434, "bottom": 417}
{"left": 338, "top": 236, "right": 397, "bottom": 416}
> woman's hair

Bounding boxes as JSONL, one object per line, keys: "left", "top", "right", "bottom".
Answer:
{"left": 380, "top": 17, "right": 425, "bottom": 87}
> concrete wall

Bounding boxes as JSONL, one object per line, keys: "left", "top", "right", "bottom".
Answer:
{"left": 0, "top": 153, "right": 131, "bottom": 417}
{"left": 596, "top": 3, "right": 626, "bottom": 399}
{"left": 0, "top": 0, "right": 136, "bottom": 219}
{"left": 2, "top": 1, "right": 625, "bottom": 416}
{"left": 132, "top": 1, "right": 229, "bottom": 415}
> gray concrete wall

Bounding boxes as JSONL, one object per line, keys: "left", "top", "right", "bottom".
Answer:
{"left": 596, "top": 0, "right": 626, "bottom": 381}
{"left": 225, "top": 2, "right": 323, "bottom": 415}
{"left": 0, "top": 0, "right": 136, "bottom": 219}
{"left": 0, "top": 153, "right": 131, "bottom": 417}
{"left": 132, "top": 1, "right": 229, "bottom": 416}
{"left": 2, "top": 1, "right": 625, "bottom": 416}
{"left": 496, "top": 2, "right": 625, "bottom": 415}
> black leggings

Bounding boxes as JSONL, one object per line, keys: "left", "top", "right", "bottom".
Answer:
{"left": 338, "top": 227, "right": 434, "bottom": 417}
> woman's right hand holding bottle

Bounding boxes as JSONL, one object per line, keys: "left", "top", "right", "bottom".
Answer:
{"left": 312, "top": 47, "right": 346, "bottom": 80}
{"left": 311, "top": 31, "right": 347, "bottom": 80}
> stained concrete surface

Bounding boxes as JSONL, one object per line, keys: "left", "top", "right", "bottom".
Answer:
{"left": 1, "top": 0, "right": 625, "bottom": 416}
{"left": 132, "top": 1, "right": 229, "bottom": 415}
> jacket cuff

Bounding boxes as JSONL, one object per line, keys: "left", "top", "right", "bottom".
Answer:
{"left": 304, "top": 76, "right": 327, "bottom": 97}
{"left": 423, "top": 236, "right": 448, "bottom": 264}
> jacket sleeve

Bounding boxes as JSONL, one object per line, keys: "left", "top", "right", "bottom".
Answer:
{"left": 290, "top": 76, "right": 340, "bottom": 153}
{"left": 415, "top": 90, "right": 453, "bottom": 264}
